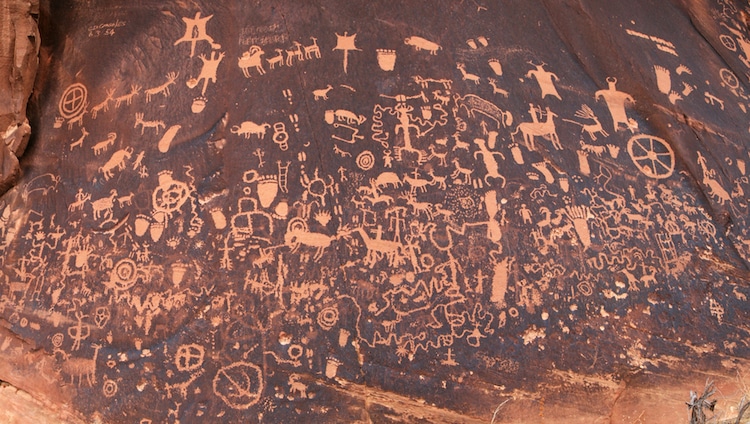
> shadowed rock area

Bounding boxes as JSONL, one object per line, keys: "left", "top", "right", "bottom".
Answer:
{"left": 2, "top": 0, "right": 750, "bottom": 422}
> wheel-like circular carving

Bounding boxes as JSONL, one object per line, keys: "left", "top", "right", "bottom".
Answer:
{"left": 213, "top": 362, "right": 264, "bottom": 410}
{"left": 102, "top": 379, "right": 118, "bottom": 398}
{"left": 356, "top": 150, "right": 375, "bottom": 170}
{"left": 627, "top": 135, "right": 675, "bottom": 179}
{"left": 175, "top": 344, "right": 205, "bottom": 371}
{"left": 109, "top": 258, "right": 138, "bottom": 291}
{"left": 59, "top": 83, "right": 88, "bottom": 119}
{"left": 720, "top": 68, "right": 739, "bottom": 89}
{"left": 317, "top": 305, "right": 339, "bottom": 330}
{"left": 720, "top": 34, "right": 737, "bottom": 51}
{"left": 153, "top": 179, "right": 189, "bottom": 215}
{"left": 698, "top": 220, "right": 716, "bottom": 238}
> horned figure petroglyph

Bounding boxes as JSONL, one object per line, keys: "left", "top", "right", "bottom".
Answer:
{"left": 238, "top": 46, "right": 266, "bottom": 77}
{"left": 579, "top": 140, "right": 606, "bottom": 157}
{"left": 403, "top": 172, "right": 435, "bottom": 195}
{"left": 69, "top": 127, "right": 89, "bottom": 150}
{"left": 99, "top": 147, "right": 133, "bottom": 180}
{"left": 267, "top": 49, "right": 284, "bottom": 69}
{"left": 145, "top": 72, "right": 179, "bottom": 101}
{"left": 427, "top": 145, "right": 448, "bottom": 166}
{"left": 288, "top": 374, "right": 308, "bottom": 398}
{"left": 512, "top": 106, "right": 561, "bottom": 150}
{"left": 114, "top": 85, "right": 141, "bottom": 108}
{"left": 451, "top": 158, "right": 473, "bottom": 184}
{"left": 285, "top": 41, "right": 305, "bottom": 66}
{"left": 487, "top": 78, "right": 509, "bottom": 97}
{"left": 58, "top": 343, "right": 102, "bottom": 387}
{"left": 456, "top": 62, "right": 481, "bottom": 85}
{"left": 432, "top": 90, "right": 451, "bottom": 105}
{"left": 401, "top": 192, "right": 433, "bottom": 219}
{"left": 134, "top": 113, "right": 166, "bottom": 135}
{"left": 92, "top": 132, "right": 117, "bottom": 156}
{"left": 91, "top": 189, "right": 118, "bottom": 220}
{"left": 562, "top": 104, "right": 609, "bottom": 141}
{"left": 284, "top": 218, "right": 349, "bottom": 261}
{"left": 231, "top": 121, "right": 271, "bottom": 139}
{"left": 427, "top": 169, "right": 447, "bottom": 189}
{"left": 703, "top": 173, "right": 732, "bottom": 205}
{"left": 304, "top": 37, "right": 321, "bottom": 59}
{"left": 352, "top": 226, "right": 404, "bottom": 268}
{"left": 91, "top": 89, "right": 115, "bottom": 119}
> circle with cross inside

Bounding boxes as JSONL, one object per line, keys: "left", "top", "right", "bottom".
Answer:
{"left": 58, "top": 83, "right": 88, "bottom": 120}
{"left": 175, "top": 344, "right": 205, "bottom": 371}
{"left": 213, "top": 362, "right": 264, "bottom": 410}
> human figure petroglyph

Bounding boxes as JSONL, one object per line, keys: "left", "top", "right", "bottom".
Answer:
{"left": 187, "top": 51, "right": 224, "bottom": 96}
{"left": 333, "top": 32, "right": 360, "bottom": 74}
{"left": 174, "top": 12, "right": 221, "bottom": 57}
{"left": 512, "top": 106, "right": 561, "bottom": 150}
{"left": 68, "top": 189, "right": 90, "bottom": 212}
{"left": 596, "top": 77, "right": 634, "bottom": 132}
{"left": 526, "top": 62, "right": 561, "bottom": 100}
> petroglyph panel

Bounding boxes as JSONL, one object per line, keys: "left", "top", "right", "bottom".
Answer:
{"left": 2, "top": 0, "right": 750, "bottom": 422}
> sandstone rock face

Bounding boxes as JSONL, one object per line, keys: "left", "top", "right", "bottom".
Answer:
{"left": 2, "top": 0, "right": 750, "bottom": 422}
{"left": 0, "top": 0, "right": 39, "bottom": 194}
